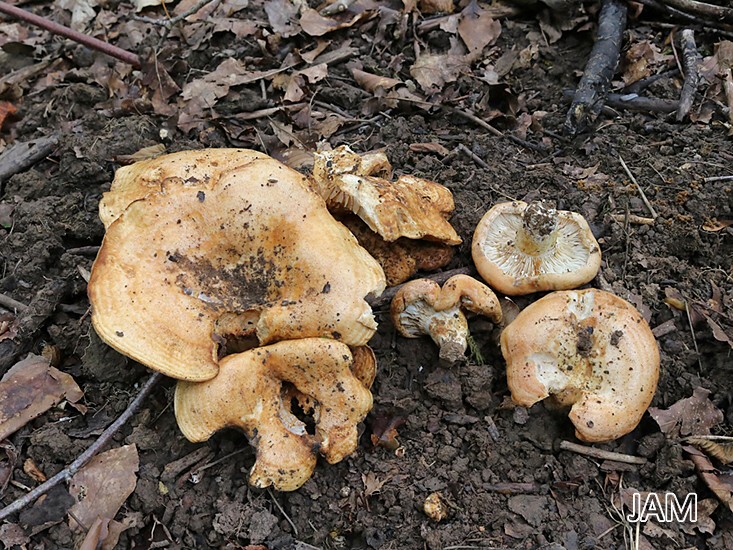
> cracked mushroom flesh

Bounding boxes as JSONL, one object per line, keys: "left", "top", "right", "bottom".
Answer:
{"left": 311, "top": 146, "right": 462, "bottom": 245}
{"left": 472, "top": 201, "right": 601, "bottom": 295}
{"left": 391, "top": 275, "right": 502, "bottom": 363}
{"left": 174, "top": 338, "right": 375, "bottom": 491}
{"left": 501, "top": 289, "right": 660, "bottom": 442}
{"left": 88, "top": 150, "right": 386, "bottom": 381}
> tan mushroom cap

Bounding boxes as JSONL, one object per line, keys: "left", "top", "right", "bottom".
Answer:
{"left": 391, "top": 275, "right": 502, "bottom": 363}
{"left": 89, "top": 153, "right": 385, "bottom": 381}
{"left": 501, "top": 289, "right": 660, "bottom": 442}
{"left": 99, "top": 149, "right": 269, "bottom": 228}
{"left": 339, "top": 215, "right": 454, "bottom": 285}
{"left": 174, "top": 338, "right": 374, "bottom": 491}
{"left": 311, "top": 146, "right": 462, "bottom": 245}
{"left": 472, "top": 201, "right": 601, "bottom": 296}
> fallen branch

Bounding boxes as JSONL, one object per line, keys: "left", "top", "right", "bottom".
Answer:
{"left": 624, "top": 68, "right": 679, "bottom": 94}
{"left": 0, "top": 292, "right": 28, "bottom": 312}
{"left": 676, "top": 29, "right": 702, "bottom": 121}
{"left": 636, "top": 0, "right": 733, "bottom": 37}
{"left": 0, "top": 2, "right": 140, "bottom": 67}
{"left": 660, "top": 0, "right": 733, "bottom": 23}
{"left": 559, "top": 440, "right": 647, "bottom": 465}
{"left": 0, "top": 371, "right": 163, "bottom": 522}
{"left": 0, "top": 278, "right": 72, "bottom": 373}
{"left": 563, "top": 89, "right": 679, "bottom": 113}
{"left": 565, "top": 0, "right": 628, "bottom": 135}
{"left": 0, "top": 135, "right": 58, "bottom": 185}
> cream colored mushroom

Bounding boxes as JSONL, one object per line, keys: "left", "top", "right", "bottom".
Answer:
{"left": 175, "top": 338, "right": 374, "bottom": 491}
{"left": 88, "top": 151, "right": 385, "bottom": 381}
{"left": 391, "top": 275, "right": 502, "bottom": 363}
{"left": 311, "top": 146, "right": 461, "bottom": 245}
{"left": 501, "top": 289, "right": 660, "bottom": 442}
{"left": 472, "top": 201, "right": 601, "bottom": 295}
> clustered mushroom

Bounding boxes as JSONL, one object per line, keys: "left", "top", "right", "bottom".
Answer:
{"left": 390, "top": 275, "right": 502, "bottom": 364}
{"left": 90, "top": 149, "right": 389, "bottom": 490}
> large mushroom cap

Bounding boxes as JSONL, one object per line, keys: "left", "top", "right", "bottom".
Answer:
{"left": 391, "top": 275, "right": 502, "bottom": 363}
{"left": 312, "top": 146, "right": 462, "bottom": 245}
{"left": 472, "top": 201, "right": 601, "bottom": 295}
{"left": 174, "top": 338, "right": 374, "bottom": 491}
{"left": 501, "top": 289, "right": 660, "bottom": 442}
{"left": 89, "top": 151, "right": 385, "bottom": 381}
{"left": 99, "top": 149, "right": 269, "bottom": 228}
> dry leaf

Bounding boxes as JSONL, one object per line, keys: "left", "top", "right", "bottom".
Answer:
{"left": 701, "top": 218, "right": 733, "bottom": 232}
{"left": 419, "top": 0, "right": 454, "bottom": 14}
{"left": 0, "top": 441, "right": 18, "bottom": 493}
{"left": 265, "top": 0, "right": 301, "bottom": 37}
{"left": 23, "top": 458, "right": 46, "bottom": 483}
{"left": 409, "top": 142, "right": 450, "bottom": 156}
{"left": 58, "top": 0, "right": 99, "bottom": 31}
{"left": 0, "top": 354, "right": 84, "bottom": 441}
{"left": 351, "top": 68, "right": 402, "bottom": 92}
{"left": 648, "top": 387, "right": 724, "bottom": 438}
{"left": 458, "top": 6, "right": 501, "bottom": 55}
{"left": 68, "top": 445, "right": 140, "bottom": 533}
{"left": 703, "top": 314, "right": 733, "bottom": 349}
{"left": 134, "top": 0, "right": 172, "bottom": 12}
{"left": 362, "top": 471, "right": 389, "bottom": 497}
{"left": 410, "top": 51, "right": 469, "bottom": 93}
{"left": 114, "top": 144, "right": 166, "bottom": 164}
{"left": 685, "top": 436, "right": 733, "bottom": 464}
{"left": 79, "top": 516, "right": 136, "bottom": 550}
{"left": 299, "top": 7, "right": 370, "bottom": 36}
{"left": 0, "top": 101, "right": 17, "bottom": 130}
{"left": 686, "top": 445, "right": 733, "bottom": 513}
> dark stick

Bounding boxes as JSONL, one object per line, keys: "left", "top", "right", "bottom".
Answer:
{"left": 367, "top": 267, "right": 474, "bottom": 309}
{"left": 676, "top": 29, "right": 702, "bottom": 121}
{"left": 660, "top": 0, "right": 733, "bottom": 22}
{"left": 565, "top": 0, "right": 627, "bottom": 135}
{"left": 0, "top": 2, "right": 141, "bottom": 68}
{"left": 0, "top": 136, "right": 58, "bottom": 184}
{"left": 562, "top": 89, "right": 679, "bottom": 113}
{"left": 635, "top": 0, "right": 733, "bottom": 36}
{"left": 624, "top": 68, "right": 679, "bottom": 94}
{"left": 0, "top": 371, "right": 163, "bottom": 522}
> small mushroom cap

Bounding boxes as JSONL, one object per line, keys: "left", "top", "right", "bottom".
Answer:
{"left": 89, "top": 152, "right": 385, "bottom": 381}
{"left": 99, "top": 149, "right": 269, "bottom": 228}
{"left": 501, "top": 289, "right": 660, "bottom": 442}
{"left": 391, "top": 275, "right": 502, "bottom": 363}
{"left": 339, "top": 215, "right": 454, "bottom": 285}
{"left": 174, "top": 338, "right": 374, "bottom": 491}
{"left": 312, "top": 146, "right": 462, "bottom": 245}
{"left": 472, "top": 201, "right": 602, "bottom": 295}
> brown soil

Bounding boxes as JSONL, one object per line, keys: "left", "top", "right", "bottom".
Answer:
{"left": 1, "top": 1, "right": 732, "bottom": 549}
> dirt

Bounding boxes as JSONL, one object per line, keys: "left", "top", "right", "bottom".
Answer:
{"left": 1, "top": 1, "right": 733, "bottom": 549}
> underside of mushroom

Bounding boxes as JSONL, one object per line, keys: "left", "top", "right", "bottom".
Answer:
{"left": 174, "top": 338, "right": 375, "bottom": 491}
{"left": 501, "top": 289, "right": 660, "bottom": 442}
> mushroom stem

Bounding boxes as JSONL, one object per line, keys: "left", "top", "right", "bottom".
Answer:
{"left": 516, "top": 201, "right": 559, "bottom": 255}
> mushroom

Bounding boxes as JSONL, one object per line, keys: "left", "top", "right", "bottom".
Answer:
{"left": 501, "top": 289, "right": 660, "bottom": 442}
{"left": 174, "top": 338, "right": 374, "bottom": 491}
{"left": 89, "top": 151, "right": 386, "bottom": 381}
{"left": 472, "top": 201, "right": 601, "bottom": 295}
{"left": 339, "top": 215, "right": 454, "bottom": 285}
{"left": 391, "top": 275, "right": 502, "bottom": 363}
{"left": 99, "top": 148, "right": 269, "bottom": 228}
{"left": 311, "top": 146, "right": 462, "bottom": 245}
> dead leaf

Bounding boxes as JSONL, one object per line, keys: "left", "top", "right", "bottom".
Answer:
{"left": 370, "top": 410, "right": 407, "bottom": 451}
{"left": 622, "top": 41, "right": 672, "bottom": 85}
{"left": 685, "top": 436, "right": 733, "bottom": 464}
{"left": 0, "top": 440, "right": 18, "bottom": 493}
{"left": 701, "top": 218, "right": 733, "bottom": 232}
{"left": 299, "top": 63, "right": 328, "bottom": 83}
{"left": 458, "top": 5, "right": 501, "bottom": 56}
{"left": 299, "top": 6, "right": 370, "bottom": 36}
{"left": 58, "top": 0, "right": 99, "bottom": 31}
{"left": 0, "top": 101, "right": 17, "bottom": 130}
{"left": 265, "top": 0, "right": 301, "bottom": 37}
{"left": 703, "top": 314, "right": 733, "bottom": 349}
{"left": 352, "top": 68, "right": 401, "bottom": 93}
{"left": 135, "top": 0, "right": 172, "bottom": 12}
{"left": 114, "top": 144, "right": 166, "bottom": 164}
{"left": 79, "top": 516, "right": 135, "bottom": 550}
{"left": 409, "top": 142, "right": 450, "bottom": 156}
{"left": 23, "top": 458, "right": 46, "bottom": 483}
{"left": 0, "top": 523, "right": 29, "bottom": 547}
{"left": 686, "top": 445, "right": 733, "bottom": 513}
{"left": 410, "top": 51, "right": 470, "bottom": 93}
{"left": 362, "top": 471, "right": 389, "bottom": 497}
{"left": 68, "top": 445, "right": 140, "bottom": 533}
{"left": 0, "top": 354, "right": 84, "bottom": 441}
{"left": 648, "top": 387, "right": 724, "bottom": 438}
{"left": 419, "top": 0, "right": 454, "bottom": 14}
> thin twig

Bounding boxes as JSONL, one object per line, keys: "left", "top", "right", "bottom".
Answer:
{"left": 563, "top": 89, "right": 679, "bottom": 113}
{"left": 0, "top": 135, "right": 58, "bottom": 184}
{"left": 635, "top": 0, "right": 733, "bottom": 37}
{"left": 558, "top": 440, "right": 647, "bottom": 465}
{"left": 704, "top": 175, "right": 733, "bottom": 182}
{"left": 0, "top": 292, "right": 28, "bottom": 312}
{"left": 618, "top": 155, "right": 658, "bottom": 219}
{"left": 660, "top": 0, "right": 733, "bottom": 22}
{"left": 482, "top": 482, "right": 542, "bottom": 494}
{"left": 0, "top": 2, "right": 140, "bottom": 67}
{"left": 677, "top": 29, "right": 702, "bottom": 121}
{"left": 268, "top": 489, "right": 298, "bottom": 536}
{"left": 448, "top": 107, "right": 548, "bottom": 153}
{"left": 610, "top": 213, "right": 655, "bottom": 225}
{"left": 0, "top": 371, "right": 163, "bottom": 522}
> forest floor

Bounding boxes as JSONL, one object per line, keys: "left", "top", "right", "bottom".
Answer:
{"left": 0, "top": 0, "right": 732, "bottom": 548}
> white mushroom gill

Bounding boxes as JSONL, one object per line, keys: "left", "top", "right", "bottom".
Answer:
{"left": 478, "top": 212, "right": 591, "bottom": 279}
{"left": 399, "top": 301, "right": 469, "bottom": 363}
